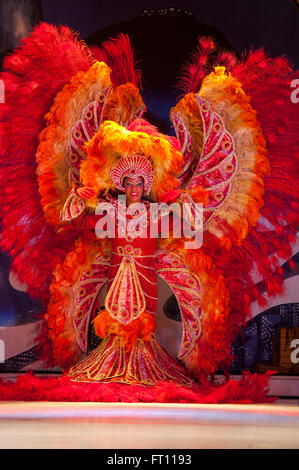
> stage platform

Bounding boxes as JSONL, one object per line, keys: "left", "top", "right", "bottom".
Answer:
{"left": 0, "top": 400, "right": 298, "bottom": 449}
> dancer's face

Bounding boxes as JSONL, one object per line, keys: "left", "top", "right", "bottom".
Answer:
{"left": 123, "top": 176, "right": 144, "bottom": 206}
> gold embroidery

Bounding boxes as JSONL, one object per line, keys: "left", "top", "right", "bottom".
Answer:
{"left": 187, "top": 142, "right": 193, "bottom": 153}
{"left": 134, "top": 258, "right": 156, "bottom": 270}
{"left": 68, "top": 336, "right": 126, "bottom": 381}
{"left": 186, "top": 277, "right": 196, "bottom": 287}
{"left": 105, "top": 256, "right": 146, "bottom": 324}
{"left": 112, "top": 247, "right": 154, "bottom": 258}
{"left": 69, "top": 153, "right": 78, "bottom": 163}
{"left": 213, "top": 122, "right": 222, "bottom": 133}
{"left": 117, "top": 246, "right": 125, "bottom": 255}
{"left": 127, "top": 338, "right": 164, "bottom": 385}
{"left": 144, "top": 292, "right": 158, "bottom": 300}
{"left": 73, "top": 129, "right": 82, "bottom": 140}
{"left": 98, "top": 92, "right": 106, "bottom": 103}
{"left": 84, "top": 269, "right": 94, "bottom": 278}
{"left": 193, "top": 154, "right": 236, "bottom": 177}
{"left": 155, "top": 251, "right": 202, "bottom": 361}
{"left": 85, "top": 110, "right": 93, "bottom": 120}
{"left": 224, "top": 162, "right": 235, "bottom": 173}
{"left": 136, "top": 269, "right": 157, "bottom": 285}
{"left": 59, "top": 187, "right": 85, "bottom": 222}
{"left": 126, "top": 233, "right": 134, "bottom": 242}
{"left": 170, "top": 259, "right": 180, "bottom": 268}
{"left": 68, "top": 334, "right": 194, "bottom": 387}
{"left": 125, "top": 244, "right": 133, "bottom": 254}
{"left": 149, "top": 335, "right": 194, "bottom": 386}
{"left": 222, "top": 140, "right": 232, "bottom": 151}
{"left": 215, "top": 191, "right": 224, "bottom": 201}
{"left": 78, "top": 287, "right": 86, "bottom": 297}
{"left": 156, "top": 266, "right": 191, "bottom": 274}
{"left": 155, "top": 276, "right": 199, "bottom": 296}
{"left": 179, "top": 301, "right": 200, "bottom": 315}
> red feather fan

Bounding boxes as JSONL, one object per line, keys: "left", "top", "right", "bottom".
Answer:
{"left": 0, "top": 23, "right": 93, "bottom": 302}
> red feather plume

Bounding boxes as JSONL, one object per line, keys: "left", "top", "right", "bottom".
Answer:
{"left": 90, "top": 33, "right": 142, "bottom": 88}
{"left": 178, "top": 36, "right": 237, "bottom": 94}
{"left": 0, "top": 23, "right": 93, "bottom": 303}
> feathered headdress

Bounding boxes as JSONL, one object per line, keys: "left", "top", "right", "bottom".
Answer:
{"left": 110, "top": 155, "right": 154, "bottom": 192}
{"left": 80, "top": 120, "right": 184, "bottom": 202}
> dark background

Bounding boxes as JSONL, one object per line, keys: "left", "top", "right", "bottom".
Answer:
{"left": 1, "top": 0, "right": 298, "bottom": 129}
{"left": 40, "top": 0, "right": 299, "bottom": 66}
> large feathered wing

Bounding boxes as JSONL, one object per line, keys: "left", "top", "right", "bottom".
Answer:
{"left": 0, "top": 23, "right": 95, "bottom": 303}
{"left": 162, "top": 41, "right": 299, "bottom": 378}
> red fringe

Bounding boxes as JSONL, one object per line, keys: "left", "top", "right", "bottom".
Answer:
{"left": 0, "top": 371, "right": 276, "bottom": 404}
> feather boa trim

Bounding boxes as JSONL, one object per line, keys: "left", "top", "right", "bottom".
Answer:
{"left": 93, "top": 309, "right": 156, "bottom": 352}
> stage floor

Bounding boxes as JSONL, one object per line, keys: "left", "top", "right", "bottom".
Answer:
{"left": 0, "top": 400, "right": 298, "bottom": 449}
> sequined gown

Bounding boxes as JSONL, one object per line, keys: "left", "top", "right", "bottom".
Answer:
{"left": 68, "top": 200, "right": 194, "bottom": 386}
